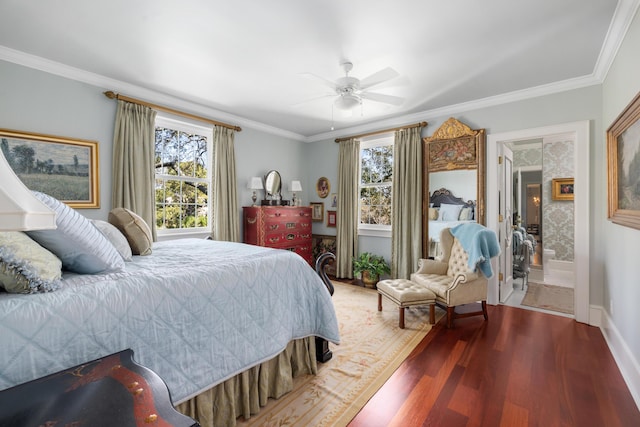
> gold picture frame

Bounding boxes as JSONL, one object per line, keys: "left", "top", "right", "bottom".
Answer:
{"left": 551, "top": 178, "right": 574, "bottom": 201}
{"left": 316, "top": 176, "right": 330, "bottom": 198}
{"left": 607, "top": 91, "right": 640, "bottom": 230}
{"left": 310, "top": 202, "right": 324, "bottom": 222}
{"left": 0, "top": 128, "right": 99, "bottom": 208}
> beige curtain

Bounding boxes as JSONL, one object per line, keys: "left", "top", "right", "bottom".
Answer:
{"left": 111, "top": 100, "right": 158, "bottom": 240}
{"left": 391, "top": 127, "right": 423, "bottom": 278}
{"left": 213, "top": 126, "right": 240, "bottom": 242}
{"left": 336, "top": 138, "right": 360, "bottom": 279}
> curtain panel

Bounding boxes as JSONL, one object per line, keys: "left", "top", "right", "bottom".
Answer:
{"left": 336, "top": 138, "right": 360, "bottom": 278}
{"left": 111, "top": 100, "right": 158, "bottom": 240}
{"left": 213, "top": 126, "right": 240, "bottom": 242}
{"left": 391, "top": 127, "right": 423, "bottom": 278}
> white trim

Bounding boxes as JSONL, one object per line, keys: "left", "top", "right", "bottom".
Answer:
{"left": 486, "top": 121, "right": 590, "bottom": 324}
{"left": 598, "top": 305, "right": 640, "bottom": 411}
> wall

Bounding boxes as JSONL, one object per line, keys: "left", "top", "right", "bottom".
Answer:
{"left": 0, "top": 60, "right": 309, "bottom": 235}
{"left": 602, "top": 5, "right": 640, "bottom": 399}
{"left": 542, "top": 139, "right": 574, "bottom": 261}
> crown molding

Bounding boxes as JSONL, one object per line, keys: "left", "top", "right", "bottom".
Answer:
{"left": 0, "top": 45, "right": 307, "bottom": 142}
{"left": 593, "top": 0, "right": 640, "bottom": 80}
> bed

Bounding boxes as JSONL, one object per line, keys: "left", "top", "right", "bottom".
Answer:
{"left": 0, "top": 196, "right": 340, "bottom": 427}
{"left": 428, "top": 188, "right": 476, "bottom": 257}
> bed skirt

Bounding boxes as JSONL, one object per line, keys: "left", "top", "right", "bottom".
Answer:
{"left": 175, "top": 337, "right": 317, "bottom": 427}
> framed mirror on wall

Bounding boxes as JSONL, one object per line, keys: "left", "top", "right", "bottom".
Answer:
{"left": 422, "top": 118, "right": 486, "bottom": 258}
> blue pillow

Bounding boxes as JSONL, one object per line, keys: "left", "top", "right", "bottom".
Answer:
{"left": 26, "top": 192, "right": 125, "bottom": 274}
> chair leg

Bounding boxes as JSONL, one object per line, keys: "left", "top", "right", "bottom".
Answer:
{"left": 482, "top": 300, "right": 488, "bottom": 321}
{"left": 377, "top": 293, "right": 382, "bottom": 312}
{"left": 446, "top": 306, "right": 455, "bottom": 328}
{"left": 399, "top": 307, "right": 405, "bottom": 329}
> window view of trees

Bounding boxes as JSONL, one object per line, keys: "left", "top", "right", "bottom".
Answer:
{"left": 155, "top": 127, "right": 211, "bottom": 230}
{"left": 360, "top": 142, "right": 393, "bottom": 226}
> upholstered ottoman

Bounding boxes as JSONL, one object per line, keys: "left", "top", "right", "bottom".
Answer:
{"left": 377, "top": 279, "right": 436, "bottom": 328}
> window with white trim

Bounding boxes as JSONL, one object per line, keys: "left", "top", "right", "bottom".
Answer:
{"left": 359, "top": 135, "right": 393, "bottom": 236}
{"left": 154, "top": 116, "right": 214, "bottom": 236}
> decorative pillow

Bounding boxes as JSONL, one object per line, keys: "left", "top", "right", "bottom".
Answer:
{"left": 428, "top": 208, "right": 439, "bottom": 220}
{"left": 459, "top": 207, "right": 473, "bottom": 221}
{"left": 438, "top": 203, "right": 464, "bottom": 221}
{"left": 92, "top": 220, "right": 133, "bottom": 261}
{"left": 26, "top": 192, "right": 125, "bottom": 274}
{"left": 108, "top": 208, "right": 153, "bottom": 256}
{"left": 0, "top": 231, "right": 62, "bottom": 293}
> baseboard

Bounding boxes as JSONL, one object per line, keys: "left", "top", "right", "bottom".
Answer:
{"left": 594, "top": 305, "right": 640, "bottom": 410}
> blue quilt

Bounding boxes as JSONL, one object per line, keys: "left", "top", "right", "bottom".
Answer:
{"left": 0, "top": 239, "right": 340, "bottom": 403}
{"left": 450, "top": 223, "right": 501, "bottom": 278}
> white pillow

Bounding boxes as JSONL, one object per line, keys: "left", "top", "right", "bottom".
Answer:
{"left": 26, "top": 192, "right": 125, "bottom": 274}
{"left": 459, "top": 207, "right": 473, "bottom": 221}
{"left": 0, "top": 231, "right": 62, "bottom": 293}
{"left": 92, "top": 220, "right": 133, "bottom": 261}
{"left": 438, "top": 203, "right": 464, "bottom": 221}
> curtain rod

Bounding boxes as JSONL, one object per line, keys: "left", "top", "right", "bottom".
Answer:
{"left": 103, "top": 91, "right": 242, "bottom": 132}
{"left": 334, "top": 121, "right": 427, "bottom": 143}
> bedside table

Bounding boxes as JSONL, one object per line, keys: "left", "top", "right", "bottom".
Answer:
{"left": 0, "top": 349, "right": 199, "bottom": 427}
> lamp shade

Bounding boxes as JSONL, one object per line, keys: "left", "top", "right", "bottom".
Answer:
{"left": 248, "top": 176, "right": 263, "bottom": 190}
{"left": 290, "top": 180, "right": 302, "bottom": 192}
{"left": 0, "top": 149, "right": 56, "bottom": 231}
{"left": 334, "top": 94, "right": 361, "bottom": 111}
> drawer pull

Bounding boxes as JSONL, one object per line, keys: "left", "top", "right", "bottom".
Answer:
{"left": 269, "top": 224, "right": 279, "bottom": 230}
{"left": 246, "top": 217, "right": 257, "bottom": 224}
{"left": 286, "top": 233, "right": 295, "bottom": 240}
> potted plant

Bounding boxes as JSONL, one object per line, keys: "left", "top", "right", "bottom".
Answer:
{"left": 352, "top": 252, "right": 391, "bottom": 288}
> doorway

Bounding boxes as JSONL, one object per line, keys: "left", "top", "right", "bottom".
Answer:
{"left": 486, "top": 121, "right": 591, "bottom": 324}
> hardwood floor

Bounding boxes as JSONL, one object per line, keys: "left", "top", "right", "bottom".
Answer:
{"left": 348, "top": 304, "right": 640, "bottom": 427}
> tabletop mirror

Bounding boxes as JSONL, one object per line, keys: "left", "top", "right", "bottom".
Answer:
{"left": 262, "top": 170, "right": 289, "bottom": 205}
{"left": 422, "top": 118, "right": 486, "bottom": 257}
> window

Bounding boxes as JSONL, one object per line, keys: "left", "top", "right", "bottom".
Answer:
{"left": 359, "top": 135, "right": 393, "bottom": 236}
{"left": 154, "top": 116, "right": 214, "bottom": 236}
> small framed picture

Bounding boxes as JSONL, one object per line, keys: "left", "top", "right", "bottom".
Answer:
{"left": 327, "top": 210, "right": 336, "bottom": 227}
{"left": 316, "top": 177, "right": 330, "bottom": 198}
{"left": 551, "top": 178, "right": 574, "bottom": 201}
{"left": 310, "top": 202, "right": 324, "bottom": 222}
{"left": 330, "top": 193, "right": 337, "bottom": 208}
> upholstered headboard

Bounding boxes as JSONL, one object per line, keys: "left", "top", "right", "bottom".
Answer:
{"left": 429, "top": 188, "right": 476, "bottom": 221}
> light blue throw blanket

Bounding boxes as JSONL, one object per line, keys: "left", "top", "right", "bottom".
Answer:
{"left": 450, "top": 223, "right": 501, "bottom": 278}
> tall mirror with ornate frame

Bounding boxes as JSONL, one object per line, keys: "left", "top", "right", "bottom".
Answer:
{"left": 422, "top": 118, "right": 486, "bottom": 257}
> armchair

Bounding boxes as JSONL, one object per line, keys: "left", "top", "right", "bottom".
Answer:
{"left": 410, "top": 227, "right": 489, "bottom": 328}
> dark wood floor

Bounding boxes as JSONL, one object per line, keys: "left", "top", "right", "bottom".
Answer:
{"left": 348, "top": 304, "right": 640, "bottom": 427}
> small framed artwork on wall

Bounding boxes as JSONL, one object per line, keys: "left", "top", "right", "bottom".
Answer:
{"left": 327, "top": 210, "right": 336, "bottom": 227}
{"left": 551, "top": 178, "right": 574, "bottom": 201}
{"left": 310, "top": 202, "right": 324, "bottom": 222}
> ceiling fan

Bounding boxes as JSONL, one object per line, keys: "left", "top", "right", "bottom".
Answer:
{"left": 302, "top": 62, "right": 405, "bottom": 112}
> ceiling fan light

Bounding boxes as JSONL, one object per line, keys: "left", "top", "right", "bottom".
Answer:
{"left": 334, "top": 94, "right": 361, "bottom": 110}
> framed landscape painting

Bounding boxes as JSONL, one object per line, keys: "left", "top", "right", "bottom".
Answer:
{"left": 0, "top": 129, "right": 99, "bottom": 208}
{"left": 607, "top": 91, "right": 640, "bottom": 230}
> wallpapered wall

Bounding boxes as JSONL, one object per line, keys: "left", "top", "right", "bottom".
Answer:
{"left": 543, "top": 140, "right": 574, "bottom": 261}
{"left": 512, "top": 141, "right": 574, "bottom": 262}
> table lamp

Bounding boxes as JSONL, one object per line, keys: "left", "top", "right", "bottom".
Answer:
{"left": 0, "top": 149, "right": 56, "bottom": 231}
{"left": 247, "top": 176, "right": 263, "bottom": 206}
{"left": 290, "top": 180, "right": 302, "bottom": 206}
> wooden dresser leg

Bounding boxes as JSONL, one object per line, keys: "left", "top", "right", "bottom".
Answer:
{"left": 378, "top": 293, "right": 382, "bottom": 311}
{"left": 399, "top": 307, "right": 405, "bottom": 329}
{"left": 482, "top": 300, "right": 488, "bottom": 321}
{"left": 429, "top": 303, "right": 435, "bottom": 324}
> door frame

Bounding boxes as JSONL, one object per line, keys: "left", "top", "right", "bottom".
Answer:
{"left": 486, "top": 121, "right": 590, "bottom": 324}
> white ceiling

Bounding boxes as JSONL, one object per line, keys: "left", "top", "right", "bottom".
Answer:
{"left": 0, "top": 0, "right": 637, "bottom": 141}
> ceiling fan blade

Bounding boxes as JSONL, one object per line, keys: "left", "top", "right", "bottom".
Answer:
{"left": 299, "top": 72, "right": 337, "bottom": 91}
{"left": 359, "top": 67, "right": 400, "bottom": 90}
{"left": 360, "top": 92, "right": 404, "bottom": 106}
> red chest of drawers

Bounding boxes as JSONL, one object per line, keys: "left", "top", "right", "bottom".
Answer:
{"left": 243, "top": 205, "right": 313, "bottom": 265}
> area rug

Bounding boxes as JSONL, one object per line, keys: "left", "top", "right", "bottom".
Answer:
{"left": 236, "top": 281, "right": 443, "bottom": 427}
{"left": 521, "top": 281, "right": 574, "bottom": 314}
